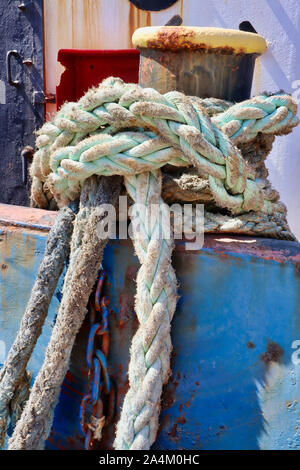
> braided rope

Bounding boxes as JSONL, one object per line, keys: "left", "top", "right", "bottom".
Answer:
{"left": 114, "top": 171, "right": 177, "bottom": 449}
{"left": 14, "top": 77, "right": 296, "bottom": 450}
{"left": 30, "top": 78, "right": 298, "bottom": 216}
{"left": 203, "top": 210, "right": 294, "bottom": 240}
{"left": 8, "top": 176, "right": 122, "bottom": 449}
{"left": 213, "top": 94, "right": 298, "bottom": 143}
{"left": 0, "top": 206, "right": 76, "bottom": 447}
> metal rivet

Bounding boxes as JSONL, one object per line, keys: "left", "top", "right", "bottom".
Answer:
{"left": 23, "top": 59, "right": 33, "bottom": 66}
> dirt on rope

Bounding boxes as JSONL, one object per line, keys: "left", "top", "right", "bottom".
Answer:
{"left": 114, "top": 171, "right": 178, "bottom": 449}
{"left": 8, "top": 176, "right": 122, "bottom": 450}
{"left": 0, "top": 206, "right": 76, "bottom": 447}
{"left": 0, "top": 76, "right": 298, "bottom": 451}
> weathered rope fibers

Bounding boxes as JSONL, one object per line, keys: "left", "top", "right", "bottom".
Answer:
{"left": 0, "top": 206, "right": 76, "bottom": 447}
{"left": 1, "top": 77, "right": 298, "bottom": 450}
{"left": 8, "top": 176, "right": 122, "bottom": 449}
{"left": 30, "top": 78, "right": 297, "bottom": 218}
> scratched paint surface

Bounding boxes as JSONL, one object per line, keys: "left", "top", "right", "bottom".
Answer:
{"left": 1, "top": 221, "right": 300, "bottom": 449}
{"left": 48, "top": 236, "right": 300, "bottom": 450}
{"left": 155, "top": 242, "right": 300, "bottom": 449}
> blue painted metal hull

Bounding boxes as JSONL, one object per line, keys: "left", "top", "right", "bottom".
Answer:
{"left": 1, "top": 208, "right": 300, "bottom": 450}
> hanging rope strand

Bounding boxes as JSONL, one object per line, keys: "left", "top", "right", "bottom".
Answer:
{"left": 8, "top": 176, "right": 122, "bottom": 450}
{"left": 0, "top": 206, "right": 76, "bottom": 448}
{"left": 114, "top": 171, "right": 177, "bottom": 449}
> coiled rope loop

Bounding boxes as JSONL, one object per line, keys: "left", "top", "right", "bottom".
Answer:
{"left": 7, "top": 77, "right": 296, "bottom": 451}
{"left": 31, "top": 77, "right": 298, "bottom": 216}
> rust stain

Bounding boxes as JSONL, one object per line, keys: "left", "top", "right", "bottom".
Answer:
{"left": 66, "top": 435, "right": 84, "bottom": 449}
{"left": 157, "top": 413, "right": 170, "bottom": 436}
{"left": 71, "top": 0, "right": 102, "bottom": 49}
{"left": 293, "top": 261, "right": 300, "bottom": 278}
{"left": 167, "top": 402, "right": 186, "bottom": 441}
{"left": 46, "top": 435, "right": 66, "bottom": 451}
{"left": 55, "top": 0, "right": 72, "bottom": 47}
{"left": 0, "top": 231, "right": 12, "bottom": 314}
{"left": 115, "top": 364, "right": 129, "bottom": 410}
{"left": 129, "top": 3, "right": 151, "bottom": 48}
{"left": 161, "top": 362, "right": 180, "bottom": 410}
{"left": 0, "top": 225, "right": 50, "bottom": 237}
{"left": 247, "top": 341, "right": 256, "bottom": 349}
{"left": 175, "top": 234, "right": 300, "bottom": 265}
{"left": 261, "top": 341, "right": 284, "bottom": 365}
{"left": 24, "top": 232, "right": 36, "bottom": 271}
{"left": 118, "top": 265, "right": 138, "bottom": 327}
{"left": 146, "top": 11, "right": 151, "bottom": 26}
{"left": 177, "top": 403, "right": 186, "bottom": 424}
{"left": 144, "top": 27, "right": 246, "bottom": 54}
{"left": 168, "top": 422, "right": 178, "bottom": 438}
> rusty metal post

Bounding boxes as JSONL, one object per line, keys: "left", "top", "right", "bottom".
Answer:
{"left": 133, "top": 26, "right": 267, "bottom": 101}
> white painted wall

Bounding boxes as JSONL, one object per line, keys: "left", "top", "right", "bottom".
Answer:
{"left": 182, "top": 0, "right": 300, "bottom": 238}
{"left": 44, "top": 0, "right": 300, "bottom": 237}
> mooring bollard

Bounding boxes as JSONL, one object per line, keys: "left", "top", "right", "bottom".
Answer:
{"left": 133, "top": 26, "right": 266, "bottom": 101}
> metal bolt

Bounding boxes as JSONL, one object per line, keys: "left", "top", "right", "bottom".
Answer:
{"left": 44, "top": 93, "right": 56, "bottom": 103}
{"left": 23, "top": 59, "right": 33, "bottom": 66}
{"left": 21, "top": 146, "right": 34, "bottom": 184}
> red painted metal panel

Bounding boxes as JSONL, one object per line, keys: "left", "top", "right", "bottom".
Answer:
{"left": 56, "top": 49, "right": 140, "bottom": 109}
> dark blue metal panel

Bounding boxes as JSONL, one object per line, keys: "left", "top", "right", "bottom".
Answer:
{"left": 0, "top": 0, "right": 44, "bottom": 205}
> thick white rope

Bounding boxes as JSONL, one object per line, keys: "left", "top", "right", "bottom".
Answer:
{"left": 114, "top": 171, "right": 177, "bottom": 449}
{"left": 0, "top": 207, "right": 76, "bottom": 447}
{"left": 30, "top": 78, "right": 298, "bottom": 216}
{"left": 3, "top": 78, "right": 297, "bottom": 451}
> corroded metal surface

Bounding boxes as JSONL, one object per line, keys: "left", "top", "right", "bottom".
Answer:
{"left": 133, "top": 26, "right": 267, "bottom": 53}
{"left": 47, "top": 235, "right": 300, "bottom": 450}
{"left": 137, "top": 25, "right": 261, "bottom": 101}
{"left": 0, "top": 203, "right": 56, "bottom": 232}
{"left": 1, "top": 205, "right": 300, "bottom": 449}
{"left": 155, "top": 238, "right": 300, "bottom": 449}
{"left": 138, "top": 48, "right": 257, "bottom": 100}
{"left": 0, "top": 228, "right": 63, "bottom": 383}
{"left": 142, "top": 29, "right": 245, "bottom": 53}
{"left": 46, "top": 241, "right": 139, "bottom": 450}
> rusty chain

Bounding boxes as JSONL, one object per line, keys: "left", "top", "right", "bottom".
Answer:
{"left": 80, "top": 269, "right": 115, "bottom": 450}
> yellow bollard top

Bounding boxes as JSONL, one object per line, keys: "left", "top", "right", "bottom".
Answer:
{"left": 132, "top": 26, "right": 267, "bottom": 54}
